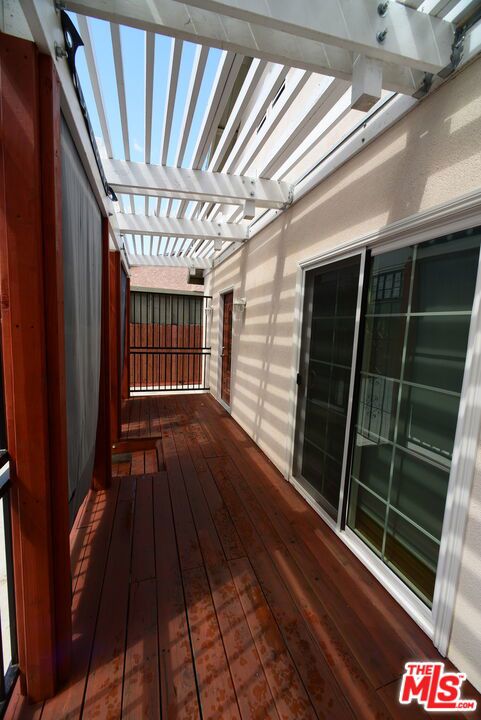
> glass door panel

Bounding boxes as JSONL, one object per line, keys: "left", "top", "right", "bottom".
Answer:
{"left": 347, "top": 229, "right": 481, "bottom": 606}
{"left": 295, "top": 255, "right": 361, "bottom": 520}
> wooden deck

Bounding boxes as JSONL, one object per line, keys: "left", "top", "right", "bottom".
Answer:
{"left": 6, "top": 393, "right": 480, "bottom": 719}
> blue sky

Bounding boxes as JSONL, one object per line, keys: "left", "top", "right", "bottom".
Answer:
{"left": 69, "top": 13, "right": 224, "bottom": 255}
{"left": 71, "top": 14, "right": 222, "bottom": 183}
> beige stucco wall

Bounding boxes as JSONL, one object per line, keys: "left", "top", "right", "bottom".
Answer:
{"left": 205, "top": 56, "right": 481, "bottom": 691}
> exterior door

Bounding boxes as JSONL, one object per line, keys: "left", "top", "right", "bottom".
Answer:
{"left": 294, "top": 255, "right": 362, "bottom": 521}
{"left": 347, "top": 231, "right": 481, "bottom": 607}
{"left": 221, "top": 291, "right": 233, "bottom": 405}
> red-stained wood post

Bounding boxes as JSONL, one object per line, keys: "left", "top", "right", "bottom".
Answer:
{"left": 0, "top": 35, "right": 68, "bottom": 701}
{"left": 38, "top": 53, "right": 72, "bottom": 688}
{"left": 121, "top": 276, "right": 131, "bottom": 400}
{"left": 93, "top": 219, "right": 112, "bottom": 490}
{"left": 109, "top": 251, "right": 122, "bottom": 442}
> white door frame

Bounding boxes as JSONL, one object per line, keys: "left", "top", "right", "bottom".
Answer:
{"left": 217, "top": 285, "right": 235, "bottom": 413}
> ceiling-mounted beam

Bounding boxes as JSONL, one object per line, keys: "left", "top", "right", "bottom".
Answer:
{"left": 127, "top": 254, "right": 212, "bottom": 268}
{"left": 117, "top": 213, "right": 248, "bottom": 242}
{"left": 180, "top": 0, "right": 454, "bottom": 74}
{"left": 105, "top": 158, "right": 292, "bottom": 208}
{"left": 63, "top": 0, "right": 426, "bottom": 94}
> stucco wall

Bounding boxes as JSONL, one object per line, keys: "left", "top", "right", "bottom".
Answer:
{"left": 205, "top": 57, "right": 481, "bottom": 691}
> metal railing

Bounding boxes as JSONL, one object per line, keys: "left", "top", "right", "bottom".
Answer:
{"left": 129, "top": 291, "right": 212, "bottom": 393}
{"left": 0, "top": 452, "right": 18, "bottom": 717}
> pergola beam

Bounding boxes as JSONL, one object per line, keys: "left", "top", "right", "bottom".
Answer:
{"left": 180, "top": 0, "right": 455, "bottom": 74}
{"left": 63, "top": 0, "right": 427, "bottom": 95}
{"left": 105, "top": 158, "right": 292, "bottom": 208}
{"left": 117, "top": 213, "right": 248, "bottom": 242}
{"left": 127, "top": 253, "right": 212, "bottom": 268}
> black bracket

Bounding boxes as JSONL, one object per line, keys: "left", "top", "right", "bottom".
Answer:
{"left": 438, "top": 25, "right": 465, "bottom": 79}
{"left": 58, "top": 10, "right": 117, "bottom": 202}
{"left": 412, "top": 72, "right": 434, "bottom": 99}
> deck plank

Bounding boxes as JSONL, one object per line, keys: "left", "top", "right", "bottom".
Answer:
{"left": 230, "top": 556, "right": 318, "bottom": 720}
{"left": 122, "top": 578, "right": 160, "bottom": 720}
{"left": 204, "top": 398, "right": 437, "bottom": 672}
{"left": 41, "top": 480, "right": 121, "bottom": 720}
{"left": 153, "top": 472, "right": 201, "bottom": 720}
{"left": 170, "top": 424, "right": 280, "bottom": 720}
{"left": 144, "top": 448, "right": 158, "bottom": 473}
{"left": 208, "top": 458, "right": 356, "bottom": 720}
{"left": 12, "top": 393, "right": 481, "bottom": 720}
{"left": 198, "top": 423, "right": 392, "bottom": 718}
{"left": 130, "top": 451, "right": 145, "bottom": 475}
{"left": 163, "top": 433, "right": 204, "bottom": 571}
{"left": 131, "top": 475, "right": 155, "bottom": 582}
{"left": 182, "top": 564, "right": 241, "bottom": 720}
{"left": 219, "top": 436, "right": 404, "bottom": 688}
{"left": 197, "top": 402, "right": 400, "bottom": 695}
{"left": 82, "top": 477, "right": 135, "bottom": 719}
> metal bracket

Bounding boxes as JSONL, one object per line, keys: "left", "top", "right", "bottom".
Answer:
{"left": 282, "top": 187, "right": 294, "bottom": 210}
{"left": 377, "top": 2, "right": 389, "bottom": 17}
{"left": 58, "top": 9, "right": 117, "bottom": 202}
{"left": 412, "top": 72, "right": 434, "bottom": 99}
{"left": 438, "top": 26, "right": 465, "bottom": 79}
{"left": 54, "top": 42, "right": 67, "bottom": 60}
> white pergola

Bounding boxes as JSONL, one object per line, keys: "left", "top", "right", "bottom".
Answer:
{"left": 20, "top": 0, "right": 481, "bottom": 269}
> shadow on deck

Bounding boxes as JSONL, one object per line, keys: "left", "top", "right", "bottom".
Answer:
{"left": 6, "top": 393, "right": 480, "bottom": 719}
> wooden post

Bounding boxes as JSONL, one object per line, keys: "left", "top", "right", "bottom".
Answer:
{"left": 109, "top": 251, "right": 121, "bottom": 442}
{"left": 0, "top": 35, "right": 59, "bottom": 701}
{"left": 93, "top": 219, "right": 112, "bottom": 490}
{"left": 121, "top": 276, "right": 130, "bottom": 400}
{"left": 38, "top": 53, "right": 72, "bottom": 687}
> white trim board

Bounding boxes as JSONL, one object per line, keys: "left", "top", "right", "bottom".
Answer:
{"left": 215, "top": 286, "right": 235, "bottom": 413}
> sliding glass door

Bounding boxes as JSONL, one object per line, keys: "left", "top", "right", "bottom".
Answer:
{"left": 294, "top": 226, "right": 481, "bottom": 608}
{"left": 294, "top": 255, "right": 361, "bottom": 520}
{"left": 347, "top": 230, "right": 481, "bottom": 606}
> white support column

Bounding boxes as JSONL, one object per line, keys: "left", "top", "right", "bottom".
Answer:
{"left": 351, "top": 55, "right": 383, "bottom": 112}
{"left": 242, "top": 199, "right": 256, "bottom": 220}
